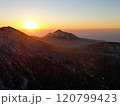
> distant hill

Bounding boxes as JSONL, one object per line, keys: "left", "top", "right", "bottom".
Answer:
{"left": 41, "top": 29, "right": 100, "bottom": 48}
{"left": 44, "top": 29, "right": 79, "bottom": 40}
{"left": 0, "top": 26, "right": 120, "bottom": 90}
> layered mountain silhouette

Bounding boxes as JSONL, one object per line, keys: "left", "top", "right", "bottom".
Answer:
{"left": 41, "top": 29, "right": 99, "bottom": 48}
{"left": 0, "top": 26, "right": 120, "bottom": 89}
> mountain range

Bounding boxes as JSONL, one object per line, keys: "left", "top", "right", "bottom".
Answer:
{"left": 0, "top": 26, "right": 120, "bottom": 89}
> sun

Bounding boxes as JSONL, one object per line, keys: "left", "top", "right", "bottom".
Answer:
{"left": 23, "top": 21, "right": 39, "bottom": 29}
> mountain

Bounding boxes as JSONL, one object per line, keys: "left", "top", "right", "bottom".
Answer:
{"left": 41, "top": 29, "right": 100, "bottom": 48}
{"left": 44, "top": 29, "right": 79, "bottom": 40}
{"left": 0, "top": 26, "right": 120, "bottom": 90}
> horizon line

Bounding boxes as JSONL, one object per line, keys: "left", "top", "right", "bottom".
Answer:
{"left": 0, "top": 26, "right": 120, "bottom": 30}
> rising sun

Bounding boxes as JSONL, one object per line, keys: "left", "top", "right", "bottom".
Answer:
{"left": 23, "top": 21, "right": 39, "bottom": 29}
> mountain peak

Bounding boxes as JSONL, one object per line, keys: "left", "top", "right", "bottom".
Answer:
{"left": 54, "top": 29, "right": 63, "bottom": 33}
{"left": 0, "top": 26, "right": 28, "bottom": 37}
{"left": 0, "top": 26, "right": 16, "bottom": 31}
{"left": 44, "top": 29, "right": 79, "bottom": 40}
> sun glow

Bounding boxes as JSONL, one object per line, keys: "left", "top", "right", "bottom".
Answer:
{"left": 23, "top": 21, "right": 39, "bottom": 29}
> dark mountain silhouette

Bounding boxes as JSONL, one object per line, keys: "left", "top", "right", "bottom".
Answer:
{"left": 45, "top": 29, "right": 79, "bottom": 40}
{"left": 0, "top": 26, "right": 120, "bottom": 90}
{"left": 41, "top": 29, "right": 100, "bottom": 48}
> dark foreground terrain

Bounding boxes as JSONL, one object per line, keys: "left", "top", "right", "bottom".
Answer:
{"left": 0, "top": 27, "right": 120, "bottom": 89}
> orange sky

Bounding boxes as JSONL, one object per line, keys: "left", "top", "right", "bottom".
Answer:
{"left": 0, "top": 0, "right": 120, "bottom": 30}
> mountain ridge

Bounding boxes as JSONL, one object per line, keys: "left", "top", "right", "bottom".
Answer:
{"left": 44, "top": 29, "right": 79, "bottom": 40}
{"left": 0, "top": 26, "right": 120, "bottom": 90}
{"left": 41, "top": 29, "right": 100, "bottom": 48}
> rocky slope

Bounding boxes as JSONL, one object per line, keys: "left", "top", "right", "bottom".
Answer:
{"left": 0, "top": 27, "right": 120, "bottom": 89}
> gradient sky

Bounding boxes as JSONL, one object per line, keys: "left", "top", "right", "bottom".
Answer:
{"left": 0, "top": 0, "right": 120, "bottom": 29}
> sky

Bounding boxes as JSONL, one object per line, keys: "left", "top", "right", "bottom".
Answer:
{"left": 0, "top": 0, "right": 120, "bottom": 30}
